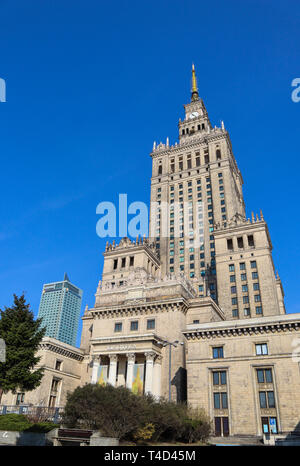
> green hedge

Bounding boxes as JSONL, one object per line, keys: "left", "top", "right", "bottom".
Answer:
{"left": 0, "top": 414, "right": 57, "bottom": 433}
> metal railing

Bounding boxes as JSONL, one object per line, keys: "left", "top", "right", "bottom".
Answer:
{"left": 0, "top": 405, "right": 64, "bottom": 423}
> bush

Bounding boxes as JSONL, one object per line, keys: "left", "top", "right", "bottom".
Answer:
{"left": 63, "top": 384, "right": 149, "bottom": 439}
{"left": 24, "top": 422, "right": 57, "bottom": 433}
{"left": 0, "top": 414, "right": 31, "bottom": 431}
{"left": 0, "top": 414, "right": 57, "bottom": 433}
{"left": 63, "top": 384, "right": 211, "bottom": 443}
{"left": 179, "top": 408, "right": 211, "bottom": 444}
{"left": 132, "top": 423, "right": 155, "bottom": 442}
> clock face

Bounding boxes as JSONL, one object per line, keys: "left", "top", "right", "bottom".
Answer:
{"left": 189, "top": 112, "right": 199, "bottom": 119}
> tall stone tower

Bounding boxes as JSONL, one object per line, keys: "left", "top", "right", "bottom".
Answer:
{"left": 149, "top": 65, "right": 284, "bottom": 320}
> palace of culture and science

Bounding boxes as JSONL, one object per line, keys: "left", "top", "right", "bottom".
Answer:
{"left": 3, "top": 66, "right": 300, "bottom": 438}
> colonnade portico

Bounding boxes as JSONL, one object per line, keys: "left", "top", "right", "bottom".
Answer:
{"left": 91, "top": 351, "right": 162, "bottom": 398}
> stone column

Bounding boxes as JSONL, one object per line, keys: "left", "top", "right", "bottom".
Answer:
{"left": 126, "top": 353, "right": 136, "bottom": 390}
{"left": 108, "top": 354, "right": 118, "bottom": 386}
{"left": 144, "top": 352, "right": 156, "bottom": 395}
{"left": 152, "top": 355, "right": 162, "bottom": 399}
{"left": 91, "top": 356, "right": 100, "bottom": 384}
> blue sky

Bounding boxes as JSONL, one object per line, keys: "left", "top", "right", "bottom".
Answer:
{"left": 0, "top": 0, "right": 299, "bottom": 346}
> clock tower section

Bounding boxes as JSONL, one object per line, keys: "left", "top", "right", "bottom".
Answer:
{"left": 179, "top": 65, "right": 212, "bottom": 142}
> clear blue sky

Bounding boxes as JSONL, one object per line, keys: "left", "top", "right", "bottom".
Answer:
{"left": 0, "top": 0, "right": 299, "bottom": 346}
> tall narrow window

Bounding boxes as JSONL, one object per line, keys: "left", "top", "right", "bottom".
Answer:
{"left": 237, "top": 237, "right": 244, "bottom": 248}
{"left": 248, "top": 235, "right": 255, "bottom": 247}
{"left": 227, "top": 239, "right": 233, "bottom": 250}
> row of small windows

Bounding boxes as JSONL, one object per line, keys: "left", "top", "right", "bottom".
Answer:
{"left": 227, "top": 235, "right": 255, "bottom": 250}
{"left": 114, "top": 319, "right": 155, "bottom": 333}
{"left": 157, "top": 150, "right": 221, "bottom": 176}
{"left": 181, "top": 123, "right": 207, "bottom": 135}
{"left": 113, "top": 256, "right": 135, "bottom": 270}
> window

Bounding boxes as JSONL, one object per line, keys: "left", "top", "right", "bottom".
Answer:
{"left": 129, "top": 256, "right": 134, "bottom": 267}
{"left": 256, "top": 306, "right": 263, "bottom": 315}
{"left": 237, "top": 237, "right": 244, "bottom": 248}
{"left": 51, "top": 378, "right": 60, "bottom": 393}
{"left": 254, "top": 294, "right": 261, "bottom": 302}
{"left": 121, "top": 257, "right": 126, "bottom": 268}
{"left": 229, "top": 264, "right": 235, "bottom": 272}
{"left": 257, "top": 368, "right": 273, "bottom": 384}
{"left": 16, "top": 393, "right": 25, "bottom": 405}
{"left": 242, "top": 285, "right": 248, "bottom": 292}
{"left": 251, "top": 260, "right": 257, "bottom": 268}
{"left": 253, "top": 283, "right": 260, "bottom": 291}
{"left": 248, "top": 235, "right": 255, "bottom": 247}
{"left": 230, "top": 275, "right": 236, "bottom": 283}
{"left": 158, "top": 164, "right": 162, "bottom": 175}
{"left": 55, "top": 360, "right": 62, "bottom": 371}
{"left": 244, "top": 308, "right": 250, "bottom": 316}
{"left": 147, "top": 319, "right": 155, "bottom": 330}
{"left": 227, "top": 239, "right": 233, "bottom": 250}
{"left": 256, "top": 343, "right": 268, "bottom": 355}
{"left": 243, "top": 295, "right": 249, "bottom": 304}
{"left": 130, "top": 321, "right": 138, "bottom": 331}
{"left": 239, "top": 262, "right": 246, "bottom": 270}
{"left": 113, "top": 259, "right": 118, "bottom": 270}
{"left": 232, "top": 309, "right": 239, "bottom": 318}
{"left": 213, "top": 346, "right": 224, "bottom": 359}
{"left": 259, "top": 391, "right": 275, "bottom": 409}
{"left": 231, "top": 286, "right": 237, "bottom": 294}
{"left": 241, "top": 273, "right": 247, "bottom": 281}
{"left": 214, "top": 392, "right": 228, "bottom": 409}
{"left": 114, "top": 322, "right": 122, "bottom": 333}
{"left": 216, "top": 149, "right": 221, "bottom": 160}
{"left": 252, "top": 272, "right": 258, "bottom": 279}
{"left": 213, "top": 371, "right": 227, "bottom": 385}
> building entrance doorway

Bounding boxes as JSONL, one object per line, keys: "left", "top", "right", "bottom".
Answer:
{"left": 214, "top": 417, "right": 229, "bottom": 436}
{"left": 261, "top": 417, "right": 278, "bottom": 434}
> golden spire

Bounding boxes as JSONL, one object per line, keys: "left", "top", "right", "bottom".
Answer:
{"left": 191, "top": 63, "right": 199, "bottom": 101}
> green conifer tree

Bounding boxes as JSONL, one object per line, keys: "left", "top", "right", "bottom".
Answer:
{"left": 0, "top": 294, "right": 46, "bottom": 403}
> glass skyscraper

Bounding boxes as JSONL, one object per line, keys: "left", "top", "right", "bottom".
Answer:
{"left": 38, "top": 273, "right": 82, "bottom": 347}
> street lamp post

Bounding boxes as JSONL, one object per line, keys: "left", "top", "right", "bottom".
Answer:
{"left": 162, "top": 340, "right": 184, "bottom": 402}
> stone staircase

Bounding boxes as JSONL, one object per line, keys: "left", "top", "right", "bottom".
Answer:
{"left": 209, "top": 436, "right": 263, "bottom": 446}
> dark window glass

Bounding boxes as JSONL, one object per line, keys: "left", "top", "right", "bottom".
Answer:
{"left": 147, "top": 319, "right": 155, "bottom": 330}
{"left": 130, "top": 321, "right": 138, "bottom": 331}
{"left": 213, "top": 372, "right": 219, "bottom": 385}
{"left": 267, "top": 391, "right": 275, "bottom": 408}
{"left": 213, "top": 347, "right": 224, "bottom": 359}
{"left": 265, "top": 369, "right": 273, "bottom": 383}
{"left": 221, "top": 393, "right": 228, "bottom": 409}
{"left": 214, "top": 393, "right": 220, "bottom": 409}
{"left": 114, "top": 323, "right": 122, "bottom": 333}
{"left": 257, "top": 369, "right": 265, "bottom": 383}
{"left": 259, "top": 392, "right": 267, "bottom": 408}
